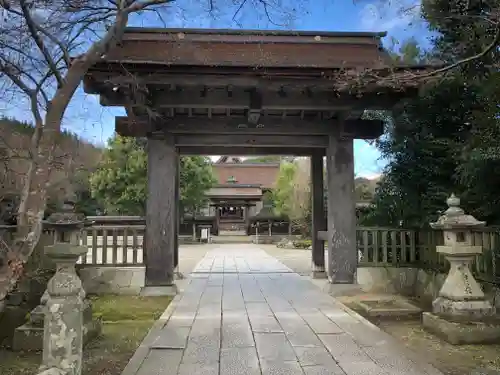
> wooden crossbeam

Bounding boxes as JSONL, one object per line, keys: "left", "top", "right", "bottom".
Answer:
{"left": 115, "top": 116, "right": 384, "bottom": 139}
{"left": 175, "top": 134, "right": 327, "bottom": 148}
{"left": 102, "top": 88, "right": 398, "bottom": 111}
{"left": 178, "top": 146, "right": 324, "bottom": 156}
{"left": 343, "top": 119, "right": 384, "bottom": 139}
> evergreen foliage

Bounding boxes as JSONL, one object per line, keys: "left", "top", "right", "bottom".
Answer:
{"left": 90, "top": 135, "right": 216, "bottom": 215}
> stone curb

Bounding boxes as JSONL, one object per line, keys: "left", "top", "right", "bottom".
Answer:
{"left": 308, "top": 278, "right": 444, "bottom": 375}
{"left": 120, "top": 292, "right": 182, "bottom": 375}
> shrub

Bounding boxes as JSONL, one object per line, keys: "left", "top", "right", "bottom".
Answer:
{"left": 292, "top": 239, "right": 312, "bottom": 249}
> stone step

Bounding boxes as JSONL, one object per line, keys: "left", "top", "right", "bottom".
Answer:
{"left": 211, "top": 235, "right": 252, "bottom": 244}
{"left": 219, "top": 230, "right": 247, "bottom": 236}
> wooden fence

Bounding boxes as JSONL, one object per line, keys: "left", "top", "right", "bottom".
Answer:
{"left": 356, "top": 227, "right": 500, "bottom": 284}
{"left": 1, "top": 218, "right": 498, "bottom": 283}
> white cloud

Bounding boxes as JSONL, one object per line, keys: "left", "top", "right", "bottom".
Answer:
{"left": 359, "top": 0, "right": 421, "bottom": 33}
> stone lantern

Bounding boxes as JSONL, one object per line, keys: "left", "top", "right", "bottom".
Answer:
{"left": 40, "top": 197, "right": 100, "bottom": 375}
{"left": 13, "top": 196, "right": 100, "bottom": 373}
{"left": 428, "top": 193, "right": 493, "bottom": 318}
{"left": 423, "top": 194, "right": 500, "bottom": 345}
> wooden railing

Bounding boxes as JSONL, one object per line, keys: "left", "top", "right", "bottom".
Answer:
{"left": 357, "top": 227, "right": 421, "bottom": 266}
{"left": 2, "top": 218, "right": 499, "bottom": 283}
{"left": 78, "top": 223, "right": 145, "bottom": 266}
{"left": 356, "top": 227, "right": 500, "bottom": 284}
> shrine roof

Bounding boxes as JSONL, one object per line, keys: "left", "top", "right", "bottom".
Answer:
{"left": 85, "top": 27, "right": 438, "bottom": 142}
{"left": 213, "top": 162, "right": 280, "bottom": 189}
{"left": 206, "top": 186, "right": 263, "bottom": 199}
{"left": 86, "top": 27, "right": 434, "bottom": 81}
{"left": 124, "top": 27, "right": 387, "bottom": 38}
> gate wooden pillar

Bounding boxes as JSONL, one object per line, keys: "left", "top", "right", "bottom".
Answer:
{"left": 326, "top": 133, "right": 357, "bottom": 284}
{"left": 144, "top": 137, "right": 178, "bottom": 293}
{"left": 311, "top": 151, "right": 326, "bottom": 278}
{"left": 174, "top": 151, "right": 180, "bottom": 273}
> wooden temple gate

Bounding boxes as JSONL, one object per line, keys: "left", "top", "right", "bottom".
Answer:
{"left": 84, "top": 27, "right": 423, "bottom": 291}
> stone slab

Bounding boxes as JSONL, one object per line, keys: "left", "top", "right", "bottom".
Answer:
{"left": 293, "top": 346, "right": 336, "bottom": 366}
{"left": 248, "top": 315, "right": 283, "bottom": 333}
{"left": 422, "top": 312, "right": 500, "bottom": 345}
{"left": 150, "top": 326, "right": 190, "bottom": 349}
{"left": 299, "top": 311, "right": 344, "bottom": 334}
{"left": 221, "top": 319, "right": 255, "bottom": 348}
{"left": 220, "top": 347, "right": 261, "bottom": 375}
{"left": 356, "top": 298, "right": 422, "bottom": 319}
{"left": 135, "top": 348, "right": 183, "bottom": 375}
{"left": 302, "top": 364, "right": 346, "bottom": 375}
{"left": 260, "top": 360, "right": 304, "bottom": 375}
{"left": 254, "top": 333, "right": 297, "bottom": 361}
{"left": 122, "top": 245, "right": 444, "bottom": 375}
{"left": 177, "top": 362, "right": 219, "bottom": 375}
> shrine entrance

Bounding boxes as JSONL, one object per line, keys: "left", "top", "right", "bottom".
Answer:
{"left": 85, "top": 27, "right": 425, "bottom": 291}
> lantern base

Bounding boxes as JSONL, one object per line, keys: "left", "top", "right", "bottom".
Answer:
{"left": 433, "top": 296, "right": 494, "bottom": 319}
{"left": 423, "top": 312, "right": 500, "bottom": 345}
{"left": 12, "top": 300, "right": 101, "bottom": 352}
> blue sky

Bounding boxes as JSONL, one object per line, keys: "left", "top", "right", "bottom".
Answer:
{"left": 1, "top": 0, "right": 430, "bottom": 179}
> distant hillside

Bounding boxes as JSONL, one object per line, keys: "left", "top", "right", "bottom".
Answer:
{"left": 0, "top": 117, "right": 103, "bottom": 212}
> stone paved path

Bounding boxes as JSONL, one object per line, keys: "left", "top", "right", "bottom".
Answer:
{"left": 129, "top": 245, "right": 443, "bottom": 375}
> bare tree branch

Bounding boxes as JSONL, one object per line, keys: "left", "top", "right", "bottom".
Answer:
{"left": 18, "top": 0, "right": 65, "bottom": 88}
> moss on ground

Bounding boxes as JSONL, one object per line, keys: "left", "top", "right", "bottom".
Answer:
{"left": 90, "top": 295, "right": 172, "bottom": 322}
{"left": 0, "top": 295, "right": 172, "bottom": 375}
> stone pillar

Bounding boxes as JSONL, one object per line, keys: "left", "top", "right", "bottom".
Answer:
{"left": 40, "top": 243, "right": 87, "bottom": 375}
{"left": 144, "top": 137, "right": 177, "bottom": 293}
{"left": 429, "top": 194, "right": 493, "bottom": 318}
{"left": 311, "top": 152, "right": 326, "bottom": 278}
{"left": 326, "top": 133, "right": 357, "bottom": 284}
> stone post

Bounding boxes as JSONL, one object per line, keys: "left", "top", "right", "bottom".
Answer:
{"left": 429, "top": 194, "right": 493, "bottom": 318}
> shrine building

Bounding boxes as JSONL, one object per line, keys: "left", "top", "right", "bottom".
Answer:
{"left": 205, "top": 156, "right": 280, "bottom": 232}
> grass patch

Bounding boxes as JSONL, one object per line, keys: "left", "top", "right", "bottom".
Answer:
{"left": 91, "top": 295, "right": 172, "bottom": 322}
{"left": 0, "top": 295, "right": 172, "bottom": 375}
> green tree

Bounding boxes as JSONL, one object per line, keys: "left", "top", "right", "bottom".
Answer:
{"left": 368, "top": 1, "right": 500, "bottom": 227}
{"left": 90, "top": 136, "right": 147, "bottom": 215}
{"left": 273, "top": 159, "right": 312, "bottom": 236}
{"left": 90, "top": 136, "right": 216, "bottom": 216}
{"left": 273, "top": 162, "right": 298, "bottom": 217}
{"left": 179, "top": 156, "right": 217, "bottom": 215}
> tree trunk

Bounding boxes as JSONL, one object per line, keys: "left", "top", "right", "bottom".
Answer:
{"left": 0, "top": 106, "right": 66, "bottom": 305}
